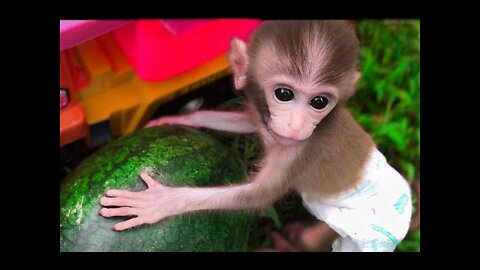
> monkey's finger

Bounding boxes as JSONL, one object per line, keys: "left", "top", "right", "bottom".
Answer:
{"left": 145, "top": 118, "right": 170, "bottom": 128}
{"left": 139, "top": 172, "right": 160, "bottom": 188}
{"left": 254, "top": 249, "right": 281, "bottom": 252}
{"left": 271, "top": 232, "right": 299, "bottom": 252}
{"left": 144, "top": 120, "right": 157, "bottom": 128}
{"left": 283, "top": 221, "right": 306, "bottom": 242}
{"left": 113, "top": 217, "right": 145, "bottom": 231}
{"left": 300, "top": 222, "right": 338, "bottom": 252}
{"left": 105, "top": 189, "right": 145, "bottom": 199}
{"left": 99, "top": 207, "right": 140, "bottom": 217}
{"left": 99, "top": 196, "right": 146, "bottom": 208}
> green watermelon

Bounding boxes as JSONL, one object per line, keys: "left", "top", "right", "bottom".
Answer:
{"left": 60, "top": 126, "right": 253, "bottom": 252}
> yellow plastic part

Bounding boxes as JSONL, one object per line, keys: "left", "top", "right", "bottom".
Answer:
{"left": 75, "top": 39, "right": 113, "bottom": 99}
{"left": 123, "top": 55, "right": 231, "bottom": 134}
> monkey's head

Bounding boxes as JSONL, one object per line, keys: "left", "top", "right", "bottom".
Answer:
{"left": 229, "top": 20, "right": 360, "bottom": 146}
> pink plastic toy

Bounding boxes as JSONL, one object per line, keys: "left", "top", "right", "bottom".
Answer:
{"left": 60, "top": 20, "right": 133, "bottom": 51}
{"left": 113, "top": 19, "right": 261, "bottom": 81}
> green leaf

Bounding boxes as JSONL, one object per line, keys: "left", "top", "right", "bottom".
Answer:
{"left": 356, "top": 114, "right": 374, "bottom": 128}
{"left": 390, "top": 59, "right": 410, "bottom": 81}
{"left": 397, "top": 90, "right": 413, "bottom": 104}
{"left": 416, "top": 129, "right": 420, "bottom": 156}
{"left": 390, "top": 132, "right": 406, "bottom": 151}
{"left": 382, "top": 125, "right": 406, "bottom": 151}
{"left": 361, "top": 49, "right": 375, "bottom": 78}
{"left": 400, "top": 161, "right": 416, "bottom": 181}
{"left": 375, "top": 81, "right": 386, "bottom": 101}
{"left": 265, "top": 206, "right": 282, "bottom": 230}
{"left": 259, "top": 237, "right": 272, "bottom": 249}
{"left": 382, "top": 47, "right": 393, "bottom": 65}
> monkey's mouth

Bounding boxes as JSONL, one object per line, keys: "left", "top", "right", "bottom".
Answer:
{"left": 266, "top": 124, "right": 303, "bottom": 146}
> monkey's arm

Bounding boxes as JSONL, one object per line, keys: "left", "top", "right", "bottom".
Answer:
{"left": 99, "top": 154, "right": 290, "bottom": 231}
{"left": 145, "top": 110, "right": 257, "bottom": 133}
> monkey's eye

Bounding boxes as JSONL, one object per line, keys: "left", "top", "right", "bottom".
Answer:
{"left": 310, "top": 96, "right": 329, "bottom": 110}
{"left": 274, "top": 88, "right": 294, "bottom": 102}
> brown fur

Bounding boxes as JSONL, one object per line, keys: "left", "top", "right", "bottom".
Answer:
{"left": 291, "top": 106, "right": 375, "bottom": 198}
{"left": 246, "top": 20, "right": 359, "bottom": 102}
{"left": 241, "top": 104, "right": 375, "bottom": 201}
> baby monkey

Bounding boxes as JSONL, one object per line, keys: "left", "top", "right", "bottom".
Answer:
{"left": 99, "top": 20, "right": 413, "bottom": 252}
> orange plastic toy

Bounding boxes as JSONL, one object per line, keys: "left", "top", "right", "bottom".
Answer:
{"left": 60, "top": 52, "right": 88, "bottom": 147}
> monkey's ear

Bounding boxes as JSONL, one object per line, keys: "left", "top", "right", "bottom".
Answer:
{"left": 354, "top": 71, "right": 361, "bottom": 85}
{"left": 229, "top": 38, "right": 248, "bottom": 90}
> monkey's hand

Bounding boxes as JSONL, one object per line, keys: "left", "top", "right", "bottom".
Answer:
{"left": 144, "top": 116, "right": 188, "bottom": 128}
{"left": 282, "top": 221, "right": 338, "bottom": 252}
{"left": 99, "top": 171, "right": 185, "bottom": 231}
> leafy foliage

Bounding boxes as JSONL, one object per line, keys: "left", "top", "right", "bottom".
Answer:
{"left": 352, "top": 20, "right": 420, "bottom": 182}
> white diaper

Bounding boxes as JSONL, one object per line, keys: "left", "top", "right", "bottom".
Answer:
{"left": 301, "top": 149, "right": 412, "bottom": 252}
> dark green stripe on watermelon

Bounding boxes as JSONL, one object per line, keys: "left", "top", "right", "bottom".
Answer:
{"left": 60, "top": 126, "right": 252, "bottom": 252}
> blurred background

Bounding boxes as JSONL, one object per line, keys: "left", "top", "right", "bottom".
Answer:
{"left": 60, "top": 19, "right": 420, "bottom": 252}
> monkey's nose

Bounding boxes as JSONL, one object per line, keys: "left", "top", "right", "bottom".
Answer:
{"left": 285, "top": 127, "right": 303, "bottom": 140}
{"left": 286, "top": 124, "right": 313, "bottom": 141}
{"left": 288, "top": 122, "right": 303, "bottom": 133}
